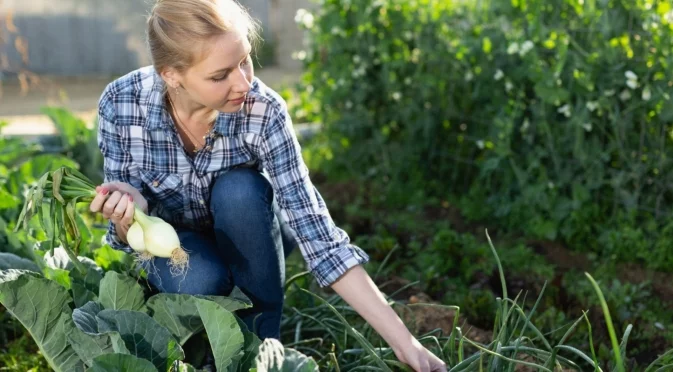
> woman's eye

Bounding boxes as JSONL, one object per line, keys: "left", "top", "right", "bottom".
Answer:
{"left": 211, "top": 75, "right": 227, "bottom": 82}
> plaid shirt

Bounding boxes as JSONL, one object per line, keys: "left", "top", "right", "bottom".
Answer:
{"left": 97, "top": 66, "right": 369, "bottom": 287}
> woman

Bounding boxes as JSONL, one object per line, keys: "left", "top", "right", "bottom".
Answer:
{"left": 89, "top": 0, "right": 446, "bottom": 371}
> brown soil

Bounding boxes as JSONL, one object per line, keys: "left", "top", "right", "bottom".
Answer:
{"left": 377, "top": 276, "right": 493, "bottom": 343}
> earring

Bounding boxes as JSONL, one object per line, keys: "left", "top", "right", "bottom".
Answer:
{"left": 174, "top": 85, "right": 179, "bottom": 95}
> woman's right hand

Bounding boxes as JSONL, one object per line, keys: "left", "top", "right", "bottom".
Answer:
{"left": 89, "top": 182, "right": 148, "bottom": 228}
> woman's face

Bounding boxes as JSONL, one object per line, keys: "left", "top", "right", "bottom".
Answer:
{"left": 169, "top": 29, "right": 254, "bottom": 113}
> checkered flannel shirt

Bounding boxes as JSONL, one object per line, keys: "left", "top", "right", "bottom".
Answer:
{"left": 97, "top": 66, "right": 369, "bottom": 287}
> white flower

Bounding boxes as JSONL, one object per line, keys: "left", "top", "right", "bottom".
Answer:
{"left": 625, "top": 70, "right": 638, "bottom": 89}
{"left": 353, "top": 55, "right": 361, "bottom": 64}
{"left": 331, "top": 26, "right": 342, "bottom": 35}
{"left": 345, "top": 101, "right": 353, "bottom": 109}
{"left": 392, "top": 92, "right": 402, "bottom": 101}
{"left": 369, "top": 46, "right": 377, "bottom": 53}
{"left": 586, "top": 101, "right": 599, "bottom": 112}
{"left": 520, "top": 118, "right": 530, "bottom": 132}
{"left": 294, "top": 9, "right": 314, "bottom": 29}
{"left": 302, "top": 13, "right": 314, "bottom": 28}
{"left": 548, "top": 182, "right": 555, "bottom": 189}
{"left": 507, "top": 42, "right": 520, "bottom": 55}
{"left": 494, "top": 69, "right": 504, "bottom": 81}
{"left": 665, "top": 11, "right": 673, "bottom": 24}
{"left": 620, "top": 90, "right": 632, "bottom": 101}
{"left": 404, "top": 77, "right": 412, "bottom": 85}
{"left": 403, "top": 31, "right": 414, "bottom": 40}
{"left": 557, "top": 104, "right": 572, "bottom": 118}
{"left": 505, "top": 81, "right": 514, "bottom": 92}
{"left": 604, "top": 89, "right": 616, "bottom": 97}
{"left": 583, "top": 122, "right": 592, "bottom": 132}
{"left": 465, "top": 71, "right": 474, "bottom": 82}
{"left": 294, "top": 9, "right": 307, "bottom": 23}
{"left": 520, "top": 40, "right": 534, "bottom": 56}
{"left": 351, "top": 66, "right": 366, "bottom": 78}
{"left": 476, "top": 140, "right": 485, "bottom": 149}
{"left": 655, "top": 322, "right": 665, "bottom": 330}
{"left": 642, "top": 86, "right": 651, "bottom": 101}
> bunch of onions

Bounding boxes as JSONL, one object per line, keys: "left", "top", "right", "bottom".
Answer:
{"left": 15, "top": 166, "right": 189, "bottom": 276}
{"left": 125, "top": 206, "right": 189, "bottom": 276}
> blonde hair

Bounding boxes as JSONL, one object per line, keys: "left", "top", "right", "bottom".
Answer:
{"left": 147, "top": 0, "right": 261, "bottom": 74}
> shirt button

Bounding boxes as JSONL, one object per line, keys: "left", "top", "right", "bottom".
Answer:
{"left": 205, "top": 145, "right": 212, "bottom": 151}
{"left": 199, "top": 199, "right": 205, "bottom": 205}
{"left": 152, "top": 180, "right": 159, "bottom": 187}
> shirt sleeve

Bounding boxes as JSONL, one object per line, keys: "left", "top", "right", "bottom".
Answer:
{"left": 257, "top": 101, "right": 370, "bottom": 287}
{"left": 97, "top": 92, "right": 144, "bottom": 252}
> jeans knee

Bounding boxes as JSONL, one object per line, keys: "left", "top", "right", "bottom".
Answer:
{"left": 210, "top": 168, "right": 273, "bottom": 217}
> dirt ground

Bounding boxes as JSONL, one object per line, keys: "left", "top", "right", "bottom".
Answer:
{"left": 0, "top": 67, "right": 301, "bottom": 136}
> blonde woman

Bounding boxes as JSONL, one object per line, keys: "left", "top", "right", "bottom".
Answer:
{"left": 88, "top": 1, "right": 446, "bottom": 370}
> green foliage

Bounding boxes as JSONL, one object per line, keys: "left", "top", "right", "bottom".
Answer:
{"left": 295, "top": 0, "right": 673, "bottom": 269}
{"left": 41, "top": 107, "right": 104, "bottom": 185}
{"left": 0, "top": 331, "right": 51, "bottom": 371}
{"left": 0, "top": 250, "right": 318, "bottom": 371}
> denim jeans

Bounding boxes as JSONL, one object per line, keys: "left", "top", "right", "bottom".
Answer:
{"left": 142, "top": 168, "right": 296, "bottom": 340}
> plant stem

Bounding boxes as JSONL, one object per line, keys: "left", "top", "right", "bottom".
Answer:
{"left": 585, "top": 273, "right": 625, "bottom": 372}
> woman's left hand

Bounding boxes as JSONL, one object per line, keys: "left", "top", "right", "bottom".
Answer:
{"left": 393, "top": 337, "right": 447, "bottom": 372}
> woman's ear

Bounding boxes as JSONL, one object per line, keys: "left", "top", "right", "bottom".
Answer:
{"left": 160, "top": 67, "right": 181, "bottom": 89}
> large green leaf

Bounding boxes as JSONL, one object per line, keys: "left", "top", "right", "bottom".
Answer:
{"left": 72, "top": 301, "right": 128, "bottom": 355}
{"left": 254, "top": 339, "right": 319, "bottom": 372}
{"left": 44, "top": 247, "right": 103, "bottom": 292}
{"left": 195, "top": 299, "right": 245, "bottom": 372}
{"left": 18, "top": 154, "right": 80, "bottom": 182}
{"left": 67, "top": 302, "right": 119, "bottom": 367}
{"left": 72, "top": 281, "right": 99, "bottom": 308}
{"left": 69, "top": 259, "right": 104, "bottom": 296}
{"left": 44, "top": 246, "right": 78, "bottom": 270}
{"left": 147, "top": 293, "right": 251, "bottom": 345}
{"left": 93, "top": 245, "right": 128, "bottom": 272}
{"left": 278, "top": 349, "right": 319, "bottom": 372}
{"left": 98, "top": 271, "right": 146, "bottom": 312}
{"left": 147, "top": 294, "right": 206, "bottom": 346}
{"left": 176, "top": 362, "right": 201, "bottom": 371}
{"left": 67, "top": 324, "right": 117, "bottom": 367}
{"left": 0, "top": 269, "right": 40, "bottom": 283}
{"left": 44, "top": 267, "right": 72, "bottom": 289}
{"left": 41, "top": 106, "right": 90, "bottom": 149}
{"left": 230, "top": 317, "right": 262, "bottom": 372}
{"left": 96, "top": 309, "right": 184, "bottom": 371}
{"left": 0, "top": 252, "right": 40, "bottom": 272}
{"left": 87, "top": 353, "right": 159, "bottom": 372}
{"left": 0, "top": 271, "right": 86, "bottom": 372}
{"left": 254, "top": 339, "right": 285, "bottom": 371}
{"left": 0, "top": 187, "right": 20, "bottom": 209}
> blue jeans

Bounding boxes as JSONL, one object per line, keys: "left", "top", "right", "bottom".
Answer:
{"left": 142, "top": 168, "right": 296, "bottom": 340}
